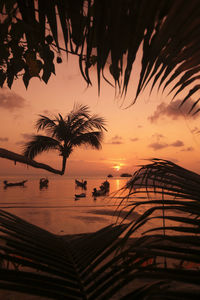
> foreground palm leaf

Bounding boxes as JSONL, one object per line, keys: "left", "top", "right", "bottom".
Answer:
{"left": 0, "top": 209, "right": 158, "bottom": 299}
{"left": 1, "top": 1, "right": 200, "bottom": 112}
{"left": 115, "top": 159, "right": 200, "bottom": 298}
{"left": 1, "top": 175, "right": 200, "bottom": 300}
{"left": 23, "top": 103, "right": 106, "bottom": 175}
{"left": 0, "top": 209, "right": 126, "bottom": 298}
{"left": 122, "top": 158, "right": 200, "bottom": 240}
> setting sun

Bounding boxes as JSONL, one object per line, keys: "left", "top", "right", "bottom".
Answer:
{"left": 113, "top": 165, "right": 121, "bottom": 171}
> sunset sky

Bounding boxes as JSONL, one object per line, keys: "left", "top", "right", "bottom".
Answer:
{"left": 0, "top": 50, "right": 200, "bottom": 177}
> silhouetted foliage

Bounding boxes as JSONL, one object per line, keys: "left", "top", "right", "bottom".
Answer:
{"left": 1, "top": 2, "right": 200, "bottom": 298}
{"left": 0, "top": 1, "right": 200, "bottom": 112}
{"left": 23, "top": 103, "right": 107, "bottom": 174}
{"left": 1, "top": 160, "right": 200, "bottom": 299}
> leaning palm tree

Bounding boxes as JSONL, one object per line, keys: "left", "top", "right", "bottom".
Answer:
{"left": 23, "top": 103, "right": 106, "bottom": 175}
{"left": 2, "top": 1, "right": 200, "bottom": 168}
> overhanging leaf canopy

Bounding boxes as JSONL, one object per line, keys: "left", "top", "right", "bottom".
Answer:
{"left": 1, "top": 0, "right": 200, "bottom": 112}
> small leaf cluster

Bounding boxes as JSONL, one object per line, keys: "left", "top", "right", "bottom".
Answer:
{"left": 0, "top": 4, "right": 61, "bottom": 89}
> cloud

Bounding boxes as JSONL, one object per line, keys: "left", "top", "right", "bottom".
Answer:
{"left": 40, "top": 109, "right": 60, "bottom": 116}
{"left": 0, "top": 88, "right": 27, "bottom": 111}
{"left": 67, "top": 73, "right": 80, "bottom": 81}
{"left": 112, "top": 135, "right": 123, "bottom": 140}
{"left": 110, "top": 141, "right": 123, "bottom": 144}
{"left": 149, "top": 139, "right": 184, "bottom": 150}
{"left": 181, "top": 147, "right": 194, "bottom": 152}
{"left": 42, "top": 109, "right": 51, "bottom": 115}
{"left": 0, "top": 137, "right": 8, "bottom": 142}
{"left": 152, "top": 133, "right": 165, "bottom": 139}
{"left": 130, "top": 137, "right": 139, "bottom": 142}
{"left": 16, "top": 133, "right": 34, "bottom": 145}
{"left": 107, "top": 135, "right": 124, "bottom": 145}
{"left": 149, "top": 142, "right": 169, "bottom": 150}
{"left": 191, "top": 127, "right": 200, "bottom": 135}
{"left": 148, "top": 99, "right": 200, "bottom": 123}
{"left": 170, "top": 140, "right": 184, "bottom": 147}
{"left": 21, "top": 133, "right": 34, "bottom": 140}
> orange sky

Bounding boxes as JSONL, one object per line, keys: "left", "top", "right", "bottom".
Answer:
{"left": 0, "top": 52, "right": 200, "bottom": 177}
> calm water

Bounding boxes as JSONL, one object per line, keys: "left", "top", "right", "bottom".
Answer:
{"left": 0, "top": 175, "right": 131, "bottom": 235}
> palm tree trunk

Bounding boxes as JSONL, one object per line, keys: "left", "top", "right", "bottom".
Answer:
{"left": 0, "top": 148, "right": 63, "bottom": 175}
{"left": 61, "top": 155, "right": 67, "bottom": 175}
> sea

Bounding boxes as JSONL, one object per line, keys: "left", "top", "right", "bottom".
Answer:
{"left": 0, "top": 175, "right": 137, "bottom": 236}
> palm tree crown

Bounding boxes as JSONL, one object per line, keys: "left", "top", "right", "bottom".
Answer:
{"left": 23, "top": 104, "right": 107, "bottom": 174}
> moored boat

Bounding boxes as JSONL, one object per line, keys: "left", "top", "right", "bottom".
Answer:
{"left": 3, "top": 180, "right": 27, "bottom": 187}
{"left": 92, "top": 188, "right": 107, "bottom": 197}
{"left": 39, "top": 178, "right": 49, "bottom": 188}
{"left": 75, "top": 179, "right": 87, "bottom": 189}
{"left": 120, "top": 173, "right": 132, "bottom": 177}
{"left": 92, "top": 180, "right": 110, "bottom": 197}
{"left": 75, "top": 193, "right": 86, "bottom": 198}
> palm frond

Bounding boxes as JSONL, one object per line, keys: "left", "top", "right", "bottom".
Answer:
{"left": 88, "top": 115, "right": 107, "bottom": 131}
{"left": 71, "top": 115, "right": 107, "bottom": 137}
{"left": 1, "top": 158, "right": 200, "bottom": 298}
{"left": 120, "top": 159, "right": 200, "bottom": 238}
{"left": 1, "top": 208, "right": 200, "bottom": 299}
{"left": 50, "top": 114, "right": 69, "bottom": 141}
{"left": 23, "top": 135, "right": 60, "bottom": 159}
{"left": 36, "top": 115, "right": 57, "bottom": 133}
{"left": 72, "top": 131, "right": 104, "bottom": 149}
{"left": 69, "top": 103, "right": 91, "bottom": 121}
{"left": 125, "top": 158, "right": 200, "bottom": 198}
{"left": 52, "top": 105, "right": 92, "bottom": 141}
{"left": 22, "top": 105, "right": 106, "bottom": 170}
{"left": 0, "top": 209, "right": 135, "bottom": 299}
{"left": 2, "top": 1, "right": 200, "bottom": 111}
{"left": 102, "top": 159, "right": 199, "bottom": 298}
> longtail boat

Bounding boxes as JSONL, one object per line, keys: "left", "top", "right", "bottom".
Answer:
{"left": 4, "top": 180, "right": 27, "bottom": 187}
